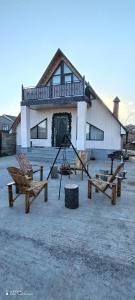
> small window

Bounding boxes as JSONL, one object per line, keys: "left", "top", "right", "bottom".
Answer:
{"left": 53, "top": 66, "right": 61, "bottom": 75}
{"left": 64, "top": 63, "right": 71, "bottom": 74}
{"left": 64, "top": 74, "right": 72, "bottom": 83}
{"left": 52, "top": 75, "right": 61, "bottom": 85}
{"left": 86, "top": 123, "right": 104, "bottom": 141}
{"left": 73, "top": 74, "right": 79, "bottom": 82}
{"left": 31, "top": 119, "right": 47, "bottom": 139}
{"left": 31, "top": 126, "right": 38, "bottom": 139}
{"left": 2, "top": 124, "right": 9, "bottom": 131}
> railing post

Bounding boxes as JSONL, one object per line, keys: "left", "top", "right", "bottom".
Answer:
{"left": 49, "top": 85, "right": 53, "bottom": 98}
{"left": 22, "top": 84, "right": 24, "bottom": 101}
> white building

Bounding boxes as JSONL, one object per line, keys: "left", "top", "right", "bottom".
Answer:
{"left": 13, "top": 49, "right": 126, "bottom": 160}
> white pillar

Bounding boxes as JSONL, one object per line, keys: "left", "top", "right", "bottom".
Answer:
{"left": 21, "top": 106, "right": 30, "bottom": 149}
{"left": 77, "top": 101, "right": 87, "bottom": 150}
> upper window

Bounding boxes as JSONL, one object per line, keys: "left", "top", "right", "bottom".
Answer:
{"left": 47, "top": 61, "right": 80, "bottom": 85}
{"left": 52, "top": 75, "right": 61, "bottom": 85}
{"left": 64, "top": 63, "right": 71, "bottom": 74}
{"left": 31, "top": 119, "right": 47, "bottom": 139}
{"left": 2, "top": 124, "right": 9, "bottom": 131}
{"left": 86, "top": 123, "right": 104, "bottom": 141}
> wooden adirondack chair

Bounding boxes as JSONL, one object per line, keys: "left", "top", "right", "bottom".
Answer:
{"left": 16, "top": 153, "right": 43, "bottom": 181}
{"left": 70, "top": 151, "right": 89, "bottom": 180}
{"left": 7, "top": 167, "right": 48, "bottom": 213}
{"left": 88, "top": 162, "right": 124, "bottom": 205}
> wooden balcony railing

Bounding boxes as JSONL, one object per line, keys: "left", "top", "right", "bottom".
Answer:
{"left": 22, "top": 81, "right": 84, "bottom": 101}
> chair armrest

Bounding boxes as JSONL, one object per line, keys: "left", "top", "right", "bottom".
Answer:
{"left": 7, "top": 181, "right": 15, "bottom": 186}
{"left": 96, "top": 173, "right": 109, "bottom": 178}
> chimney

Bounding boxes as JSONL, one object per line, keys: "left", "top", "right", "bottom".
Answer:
{"left": 113, "top": 97, "right": 120, "bottom": 119}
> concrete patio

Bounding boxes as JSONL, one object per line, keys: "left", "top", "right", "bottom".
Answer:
{"left": 0, "top": 155, "right": 135, "bottom": 299}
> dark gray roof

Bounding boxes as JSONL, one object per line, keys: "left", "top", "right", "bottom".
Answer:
{"left": 4, "top": 115, "right": 16, "bottom": 121}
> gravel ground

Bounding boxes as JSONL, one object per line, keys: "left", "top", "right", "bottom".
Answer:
{"left": 0, "top": 155, "right": 135, "bottom": 300}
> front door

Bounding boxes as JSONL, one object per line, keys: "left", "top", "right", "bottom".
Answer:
{"left": 52, "top": 113, "right": 71, "bottom": 147}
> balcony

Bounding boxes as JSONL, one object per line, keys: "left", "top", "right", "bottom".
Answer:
{"left": 22, "top": 81, "right": 84, "bottom": 101}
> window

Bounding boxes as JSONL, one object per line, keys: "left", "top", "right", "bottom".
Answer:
{"left": 31, "top": 119, "right": 47, "bottom": 139}
{"left": 2, "top": 124, "right": 9, "bottom": 131}
{"left": 52, "top": 75, "right": 61, "bottom": 85}
{"left": 64, "top": 63, "right": 71, "bottom": 74}
{"left": 64, "top": 74, "right": 72, "bottom": 83}
{"left": 46, "top": 62, "right": 80, "bottom": 85}
{"left": 86, "top": 123, "right": 104, "bottom": 141}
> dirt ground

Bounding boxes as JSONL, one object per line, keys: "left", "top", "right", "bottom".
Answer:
{"left": 0, "top": 155, "right": 135, "bottom": 300}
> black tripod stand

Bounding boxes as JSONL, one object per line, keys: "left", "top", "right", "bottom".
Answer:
{"left": 47, "top": 135, "right": 91, "bottom": 199}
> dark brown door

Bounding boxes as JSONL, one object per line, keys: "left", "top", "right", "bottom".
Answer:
{"left": 52, "top": 114, "right": 71, "bottom": 147}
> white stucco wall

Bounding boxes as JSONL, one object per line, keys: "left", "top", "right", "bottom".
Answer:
{"left": 29, "top": 107, "right": 77, "bottom": 147}
{"left": 77, "top": 101, "right": 87, "bottom": 150}
{"left": 86, "top": 99, "right": 121, "bottom": 150}
{"left": 16, "top": 123, "right": 21, "bottom": 146}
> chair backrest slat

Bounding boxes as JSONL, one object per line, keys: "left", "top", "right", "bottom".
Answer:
{"left": 16, "top": 153, "right": 32, "bottom": 174}
{"left": 109, "top": 162, "right": 124, "bottom": 183}
{"left": 76, "top": 151, "right": 88, "bottom": 168}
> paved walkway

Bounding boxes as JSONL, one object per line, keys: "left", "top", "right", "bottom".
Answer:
{"left": 0, "top": 156, "right": 135, "bottom": 299}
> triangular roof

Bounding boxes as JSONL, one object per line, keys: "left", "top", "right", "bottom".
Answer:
{"left": 37, "top": 48, "right": 83, "bottom": 86}
{"left": 3, "top": 114, "right": 16, "bottom": 121}
{"left": 18, "top": 49, "right": 127, "bottom": 133}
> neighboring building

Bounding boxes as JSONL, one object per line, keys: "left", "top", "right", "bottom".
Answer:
{"left": 123, "top": 124, "right": 135, "bottom": 150}
{"left": 13, "top": 48, "right": 126, "bottom": 160}
{"left": 0, "top": 114, "right": 16, "bottom": 132}
{"left": 0, "top": 115, "right": 16, "bottom": 156}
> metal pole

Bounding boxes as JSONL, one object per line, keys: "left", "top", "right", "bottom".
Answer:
{"left": 58, "top": 173, "right": 62, "bottom": 200}
{"left": 65, "top": 134, "right": 91, "bottom": 179}
{"left": 47, "top": 144, "right": 63, "bottom": 180}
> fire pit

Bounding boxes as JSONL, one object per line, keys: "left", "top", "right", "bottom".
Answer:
{"left": 60, "top": 164, "right": 72, "bottom": 175}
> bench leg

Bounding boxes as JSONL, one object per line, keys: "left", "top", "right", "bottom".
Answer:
{"left": 40, "top": 166, "right": 43, "bottom": 181}
{"left": 25, "top": 193, "right": 30, "bottom": 213}
{"left": 81, "top": 169, "right": 83, "bottom": 180}
{"left": 117, "top": 178, "right": 121, "bottom": 197}
{"left": 112, "top": 183, "right": 116, "bottom": 205}
{"left": 15, "top": 184, "right": 19, "bottom": 194}
{"left": 44, "top": 183, "right": 48, "bottom": 202}
{"left": 8, "top": 185, "right": 14, "bottom": 207}
{"left": 95, "top": 174, "right": 99, "bottom": 193}
{"left": 88, "top": 181, "right": 92, "bottom": 199}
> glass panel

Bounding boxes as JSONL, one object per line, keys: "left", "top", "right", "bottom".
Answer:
{"left": 2, "top": 124, "right": 9, "bottom": 131}
{"left": 31, "top": 126, "right": 37, "bottom": 139}
{"left": 38, "top": 120, "right": 47, "bottom": 139}
{"left": 86, "top": 123, "right": 90, "bottom": 140}
{"left": 53, "top": 66, "right": 61, "bottom": 75}
{"left": 90, "top": 125, "right": 104, "bottom": 140}
{"left": 52, "top": 75, "right": 61, "bottom": 85}
{"left": 64, "top": 74, "right": 72, "bottom": 83}
{"left": 73, "top": 74, "right": 79, "bottom": 82}
{"left": 64, "top": 63, "right": 72, "bottom": 74}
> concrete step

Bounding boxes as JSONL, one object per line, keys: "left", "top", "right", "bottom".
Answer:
{"left": 27, "top": 147, "right": 76, "bottom": 163}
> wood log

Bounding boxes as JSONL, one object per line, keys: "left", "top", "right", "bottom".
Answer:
{"left": 65, "top": 184, "right": 79, "bottom": 209}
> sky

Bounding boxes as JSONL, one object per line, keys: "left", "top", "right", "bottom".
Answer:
{"left": 0, "top": 0, "right": 135, "bottom": 125}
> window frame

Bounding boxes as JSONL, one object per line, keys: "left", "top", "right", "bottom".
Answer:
{"left": 86, "top": 122, "right": 104, "bottom": 141}
{"left": 2, "top": 124, "right": 9, "bottom": 131}
{"left": 31, "top": 118, "right": 48, "bottom": 139}
{"left": 46, "top": 61, "right": 80, "bottom": 86}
